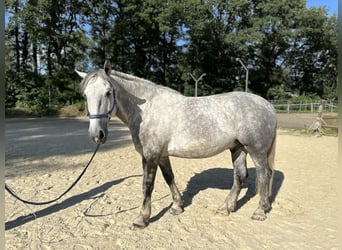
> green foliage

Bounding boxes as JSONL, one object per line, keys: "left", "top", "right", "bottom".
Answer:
{"left": 73, "top": 101, "right": 85, "bottom": 112}
{"left": 5, "top": 0, "right": 337, "bottom": 116}
{"left": 16, "top": 87, "right": 50, "bottom": 116}
{"left": 267, "top": 85, "right": 287, "bottom": 100}
{"left": 5, "top": 0, "right": 89, "bottom": 114}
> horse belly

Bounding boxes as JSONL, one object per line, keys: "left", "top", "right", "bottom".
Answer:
{"left": 166, "top": 133, "right": 236, "bottom": 159}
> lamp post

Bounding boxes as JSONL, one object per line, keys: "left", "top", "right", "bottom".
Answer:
{"left": 189, "top": 73, "right": 206, "bottom": 97}
{"left": 236, "top": 58, "right": 249, "bottom": 92}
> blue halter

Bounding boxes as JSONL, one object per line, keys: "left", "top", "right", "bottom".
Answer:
{"left": 88, "top": 113, "right": 111, "bottom": 119}
{"left": 88, "top": 94, "right": 116, "bottom": 120}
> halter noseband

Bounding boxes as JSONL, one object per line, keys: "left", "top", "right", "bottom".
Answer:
{"left": 88, "top": 113, "right": 111, "bottom": 119}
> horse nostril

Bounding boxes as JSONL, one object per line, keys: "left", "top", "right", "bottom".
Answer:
{"left": 99, "top": 130, "right": 105, "bottom": 140}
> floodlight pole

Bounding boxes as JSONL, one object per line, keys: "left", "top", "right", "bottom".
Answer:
{"left": 236, "top": 58, "right": 249, "bottom": 92}
{"left": 190, "top": 73, "right": 206, "bottom": 97}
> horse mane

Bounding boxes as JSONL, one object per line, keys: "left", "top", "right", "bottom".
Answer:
{"left": 111, "top": 70, "right": 157, "bottom": 87}
{"left": 80, "top": 68, "right": 182, "bottom": 100}
{"left": 110, "top": 70, "right": 182, "bottom": 97}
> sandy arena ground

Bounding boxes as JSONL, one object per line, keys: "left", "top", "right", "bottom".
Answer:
{"left": 5, "top": 117, "right": 338, "bottom": 249}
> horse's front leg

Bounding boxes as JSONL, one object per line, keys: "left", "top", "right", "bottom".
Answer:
{"left": 133, "top": 156, "right": 158, "bottom": 228}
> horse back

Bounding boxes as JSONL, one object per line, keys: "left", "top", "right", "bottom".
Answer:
{"left": 137, "top": 91, "right": 276, "bottom": 158}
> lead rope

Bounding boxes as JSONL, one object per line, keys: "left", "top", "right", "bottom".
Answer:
{"left": 5, "top": 144, "right": 100, "bottom": 206}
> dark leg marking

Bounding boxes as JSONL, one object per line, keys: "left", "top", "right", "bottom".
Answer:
{"left": 159, "top": 157, "right": 184, "bottom": 215}
{"left": 133, "top": 156, "right": 159, "bottom": 228}
{"left": 217, "top": 145, "right": 248, "bottom": 216}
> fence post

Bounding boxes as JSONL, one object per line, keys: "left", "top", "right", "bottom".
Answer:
{"left": 305, "top": 101, "right": 307, "bottom": 111}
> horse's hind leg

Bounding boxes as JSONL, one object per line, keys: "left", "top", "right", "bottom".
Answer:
{"left": 249, "top": 152, "right": 273, "bottom": 221}
{"left": 217, "top": 145, "right": 248, "bottom": 215}
{"left": 159, "top": 157, "right": 184, "bottom": 215}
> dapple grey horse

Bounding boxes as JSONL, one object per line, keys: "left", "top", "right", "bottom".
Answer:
{"left": 76, "top": 61, "right": 277, "bottom": 228}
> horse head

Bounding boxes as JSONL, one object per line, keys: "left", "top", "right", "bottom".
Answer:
{"left": 76, "top": 60, "right": 116, "bottom": 144}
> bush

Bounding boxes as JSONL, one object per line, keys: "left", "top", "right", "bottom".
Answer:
{"left": 15, "top": 87, "right": 51, "bottom": 116}
{"left": 267, "top": 85, "right": 287, "bottom": 100}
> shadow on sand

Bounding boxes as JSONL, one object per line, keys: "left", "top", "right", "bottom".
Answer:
{"left": 5, "top": 118, "right": 132, "bottom": 160}
{"left": 5, "top": 118, "right": 133, "bottom": 177}
{"left": 5, "top": 174, "right": 141, "bottom": 231}
{"left": 6, "top": 168, "right": 284, "bottom": 229}
{"left": 148, "top": 167, "right": 284, "bottom": 225}
{"left": 182, "top": 167, "right": 284, "bottom": 212}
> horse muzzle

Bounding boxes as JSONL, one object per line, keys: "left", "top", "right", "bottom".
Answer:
{"left": 92, "top": 130, "right": 107, "bottom": 144}
{"left": 88, "top": 120, "right": 108, "bottom": 144}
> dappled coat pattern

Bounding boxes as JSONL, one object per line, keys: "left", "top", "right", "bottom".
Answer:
{"left": 76, "top": 61, "right": 277, "bottom": 228}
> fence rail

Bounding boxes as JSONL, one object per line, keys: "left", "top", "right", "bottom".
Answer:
{"left": 271, "top": 101, "right": 338, "bottom": 113}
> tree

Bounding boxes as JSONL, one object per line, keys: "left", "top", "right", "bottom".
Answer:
{"left": 227, "top": 0, "right": 306, "bottom": 97}
{"left": 5, "top": 0, "right": 88, "bottom": 113}
{"left": 5, "top": 0, "right": 337, "bottom": 114}
{"left": 288, "top": 8, "right": 337, "bottom": 99}
{"left": 84, "top": 0, "right": 186, "bottom": 89}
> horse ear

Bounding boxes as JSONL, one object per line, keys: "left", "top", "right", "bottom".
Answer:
{"left": 75, "top": 69, "right": 87, "bottom": 79}
{"left": 104, "top": 60, "right": 112, "bottom": 75}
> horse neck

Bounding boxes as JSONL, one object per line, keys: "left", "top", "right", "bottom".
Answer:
{"left": 111, "top": 75, "right": 151, "bottom": 127}
{"left": 110, "top": 73, "right": 183, "bottom": 127}
{"left": 113, "top": 76, "right": 154, "bottom": 100}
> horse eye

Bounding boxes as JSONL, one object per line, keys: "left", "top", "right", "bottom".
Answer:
{"left": 105, "top": 91, "right": 111, "bottom": 97}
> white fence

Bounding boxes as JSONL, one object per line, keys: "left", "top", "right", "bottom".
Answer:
{"left": 272, "top": 101, "right": 338, "bottom": 113}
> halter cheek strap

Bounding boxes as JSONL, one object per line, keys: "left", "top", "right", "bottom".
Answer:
{"left": 88, "top": 91, "right": 117, "bottom": 120}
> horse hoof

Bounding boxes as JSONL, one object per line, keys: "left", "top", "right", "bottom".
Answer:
{"left": 170, "top": 206, "right": 184, "bottom": 215}
{"left": 132, "top": 223, "right": 147, "bottom": 230}
{"left": 132, "top": 217, "right": 148, "bottom": 229}
{"left": 215, "top": 207, "right": 230, "bottom": 216}
{"left": 251, "top": 209, "right": 267, "bottom": 221}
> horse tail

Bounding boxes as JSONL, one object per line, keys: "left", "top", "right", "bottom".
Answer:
{"left": 267, "top": 131, "right": 277, "bottom": 196}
